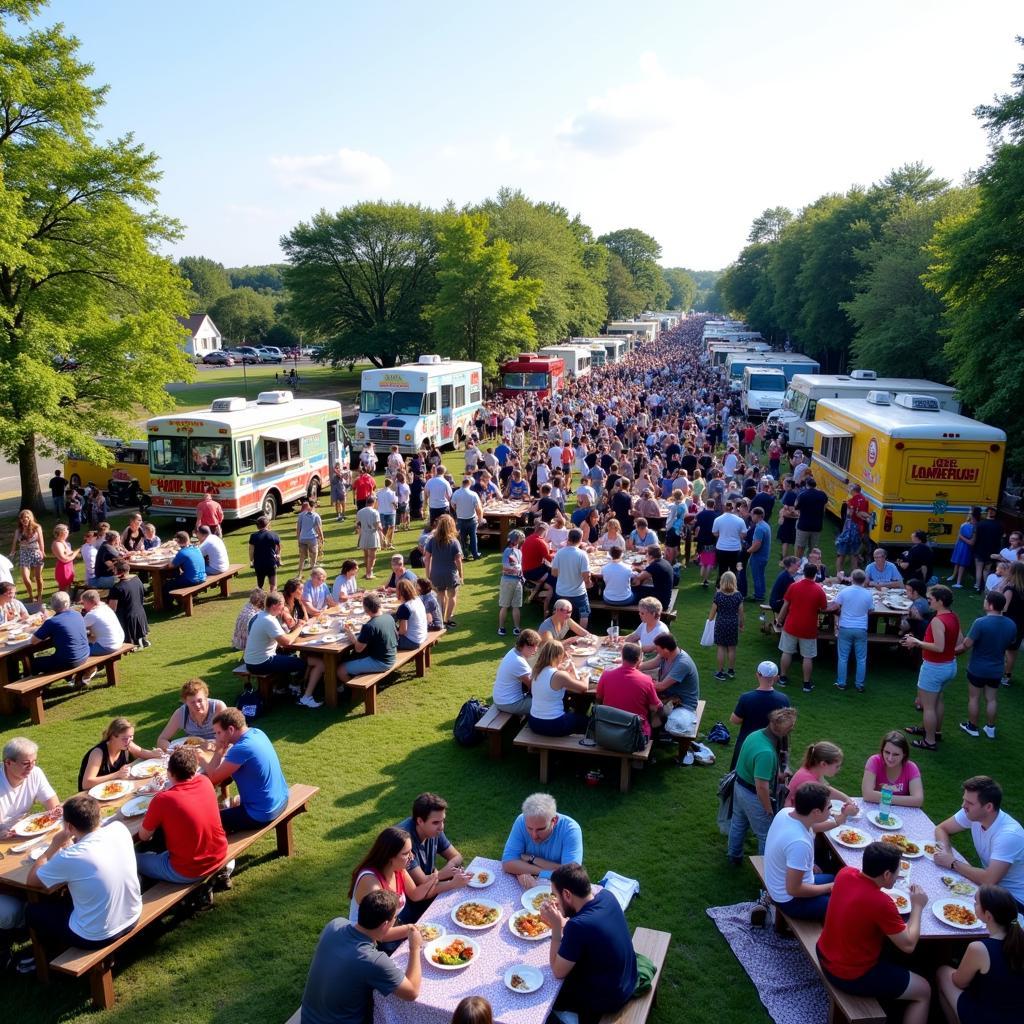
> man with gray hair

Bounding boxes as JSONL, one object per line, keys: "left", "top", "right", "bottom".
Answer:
{"left": 0, "top": 737, "right": 61, "bottom": 970}
{"left": 29, "top": 592, "right": 89, "bottom": 678}
{"left": 501, "top": 792, "right": 584, "bottom": 889}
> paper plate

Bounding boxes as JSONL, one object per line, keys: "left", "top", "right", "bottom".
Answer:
{"left": 504, "top": 964, "right": 544, "bottom": 993}
{"left": 11, "top": 811, "right": 62, "bottom": 838}
{"left": 119, "top": 794, "right": 154, "bottom": 818}
{"left": 508, "top": 909, "right": 551, "bottom": 941}
{"left": 129, "top": 758, "right": 165, "bottom": 779}
{"left": 450, "top": 898, "right": 503, "bottom": 929}
{"left": 828, "top": 826, "right": 870, "bottom": 849}
{"left": 467, "top": 869, "right": 495, "bottom": 888}
{"left": 423, "top": 934, "right": 479, "bottom": 970}
{"left": 521, "top": 884, "right": 554, "bottom": 912}
{"left": 932, "top": 898, "right": 984, "bottom": 930}
{"left": 882, "top": 888, "right": 911, "bottom": 915}
{"left": 868, "top": 812, "right": 903, "bottom": 831}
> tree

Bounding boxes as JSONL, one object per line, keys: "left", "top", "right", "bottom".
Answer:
{"left": 747, "top": 206, "right": 793, "bottom": 243}
{"left": 281, "top": 201, "right": 438, "bottom": 368}
{"left": 426, "top": 212, "right": 540, "bottom": 377}
{"left": 598, "top": 227, "right": 664, "bottom": 308}
{"left": 604, "top": 252, "right": 644, "bottom": 319}
{"left": 0, "top": 2, "right": 193, "bottom": 511}
{"left": 927, "top": 39, "right": 1024, "bottom": 473}
{"left": 178, "top": 255, "right": 230, "bottom": 307}
{"left": 227, "top": 264, "right": 286, "bottom": 292}
{"left": 209, "top": 287, "right": 276, "bottom": 343}
{"left": 662, "top": 268, "right": 698, "bottom": 311}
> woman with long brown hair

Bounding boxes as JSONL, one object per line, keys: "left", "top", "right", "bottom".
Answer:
{"left": 79, "top": 717, "right": 162, "bottom": 790}
{"left": 424, "top": 513, "right": 463, "bottom": 628}
{"left": 10, "top": 509, "right": 45, "bottom": 602}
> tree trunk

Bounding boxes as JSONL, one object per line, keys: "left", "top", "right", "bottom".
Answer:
{"left": 18, "top": 433, "right": 45, "bottom": 516}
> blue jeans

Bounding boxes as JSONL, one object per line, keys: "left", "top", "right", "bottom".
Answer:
{"left": 52, "top": 495, "right": 65, "bottom": 518}
{"left": 780, "top": 873, "right": 835, "bottom": 921}
{"left": 89, "top": 642, "right": 119, "bottom": 657}
{"left": 728, "top": 781, "right": 773, "bottom": 859}
{"left": 457, "top": 517, "right": 479, "bottom": 559}
{"left": 529, "top": 711, "right": 585, "bottom": 737}
{"left": 560, "top": 592, "right": 591, "bottom": 619}
{"left": 749, "top": 557, "right": 769, "bottom": 601}
{"left": 136, "top": 850, "right": 202, "bottom": 884}
{"left": 345, "top": 655, "right": 391, "bottom": 676}
{"left": 836, "top": 627, "right": 867, "bottom": 687}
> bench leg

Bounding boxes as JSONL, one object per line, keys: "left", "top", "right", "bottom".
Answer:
{"left": 105, "top": 658, "right": 120, "bottom": 686}
{"left": 276, "top": 817, "right": 296, "bottom": 857}
{"left": 619, "top": 760, "right": 632, "bottom": 794}
{"left": 488, "top": 732, "right": 503, "bottom": 760}
{"left": 183, "top": 596, "right": 194, "bottom": 617}
{"left": 424, "top": 643, "right": 432, "bottom": 668}
{"left": 257, "top": 675, "right": 274, "bottom": 705}
{"left": 25, "top": 693, "right": 45, "bottom": 726}
{"left": 89, "top": 961, "right": 115, "bottom": 1010}
{"left": 363, "top": 686, "right": 377, "bottom": 715}
{"left": 220, "top": 577, "right": 231, "bottom": 599}
{"left": 537, "top": 749, "right": 550, "bottom": 784}
{"left": 414, "top": 650, "right": 426, "bottom": 677}
{"left": 28, "top": 922, "right": 49, "bottom": 983}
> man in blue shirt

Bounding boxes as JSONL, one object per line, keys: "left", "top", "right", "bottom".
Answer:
{"left": 31, "top": 592, "right": 90, "bottom": 676}
{"left": 539, "top": 862, "right": 638, "bottom": 1024}
{"left": 865, "top": 548, "right": 904, "bottom": 589}
{"left": 206, "top": 708, "right": 289, "bottom": 833}
{"left": 746, "top": 507, "right": 773, "bottom": 602}
{"left": 502, "top": 792, "right": 584, "bottom": 887}
{"left": 494, "top": 441, "right": 511, "bottom": 466}
{"left": 163, "top": 530, "right": 207, "bottom": 606}
{"left": 958, "top": 590, "right": 1018, "bottom": 738}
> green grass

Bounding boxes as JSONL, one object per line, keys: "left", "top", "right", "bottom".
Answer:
{"left": 2, "top": 453, "right": 1021, "bottom": 1024}
{"left": 165, "top": 364, "right": 365, "bottom": 412}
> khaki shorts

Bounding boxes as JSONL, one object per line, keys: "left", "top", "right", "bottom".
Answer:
{"left": 499, "top": 577, "right": 523, "bottom": 608}
{"left": 794, "top": 529, "right": 820, "bottom": 552}
{"left": 779, "top": 631, "right": 817, "bottom": 659}
{"left": 299, "top": 540, "right": 320, "bottom": 563}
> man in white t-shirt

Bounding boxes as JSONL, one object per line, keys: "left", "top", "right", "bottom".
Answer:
{"left": 550, "top": 529, "right": 593, "bottom": 628}
{"left": 243, "top": 594, "right": 307, "bottom": 687}
{"left": 28, "top": 794, "right": 142, "bottom": 952}
{"left": 197, "top": 525, "right": 230, "bottom": 574}
{"left": 0, "top": 553, "right": 13, "bottom": 586}
{"left": 712, "top": 501, "right": 747, "bottom": 579}
{"left": 934, "top": 775, "right": 1024, "bottom": 913}
{"left": 492, "top": 630, "right": 540, "bottom": 715}
{"left": 81, "top": 589, "right": 126, "bottom": 665}
{"left": 600, "top": 547, "right": 636, "bottom": 605}
{"left": 826, "top": 569, "right": 875, "bottom": 692}
{"left": 764, "top": 781, "right": 837, "bottom": 921}
{"left": 423, "top": 467, "right": 453, "bottom": 525}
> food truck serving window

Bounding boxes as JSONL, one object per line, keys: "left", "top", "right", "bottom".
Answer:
{"left": 150, "top": 437, "right": 232, "bottom": 476}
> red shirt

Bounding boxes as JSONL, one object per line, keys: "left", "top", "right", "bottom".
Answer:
{"left": 521, "top": 533, "right": 552, "bottom": 573}
{"left": 141, "top": 774, "right": 228, "bottom": 879}
{"left": 781, "top": 578, "right": 827, "bottom": 639}
{"left": 847, "top": 492, "right": 869, "bottom": 534}
{"left": 195, "top": 496, "right": 223, "bottom": 528}
{"left": 354, "top": 474, "right": 376, "bottom": 501}
{"left": 922, "top": 611, "right": 960, "bottom": 663}
{"left": 817, "top": 867, "right": 905, "bottom": 979}
{"left": 596, "top": 665, "right": 661, "bottom": 737}
{"left": 743, "top": 427, "right": 756, "bottom": 444}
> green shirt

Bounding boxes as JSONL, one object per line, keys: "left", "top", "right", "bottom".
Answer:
{"left": 736, "top": 728, "right": 778, "bottom": 787}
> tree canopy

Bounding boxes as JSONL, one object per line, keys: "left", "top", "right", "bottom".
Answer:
{"left": 209, "top": 287, "right": 277, "bottom": 343}
{"left": 178, "top": 255, "right": 231, "bottom": 308}
{"left": 598, "top": 227, "right": 668, "bottom": 309}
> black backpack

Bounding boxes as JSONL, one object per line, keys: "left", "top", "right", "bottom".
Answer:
{"left": 236, "top": 685, "right": 265, "bottom": 723}
{"left": 453, "top": 698, "right": 488, "bottom": 746}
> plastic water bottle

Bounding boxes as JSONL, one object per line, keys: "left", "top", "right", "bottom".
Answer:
{"left": 879, "top": 785, "right": 894, "bottom": 825}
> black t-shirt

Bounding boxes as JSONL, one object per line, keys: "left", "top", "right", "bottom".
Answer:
{"left": 904, "top": 542, "right": 933, "bottom": 579}
{"left": 535, "top": 497, "right": 560, "bottom": 523}
{"left": 95, "top": 542, "right": 120, "bottom": 576}
{"left": 733, "top": 689, "right": 791, "bottom": 751}
{"left": 795, "top": 487, "right": 828, "bottom": 532}
{"left": 611, "top": 490, "right": 633, "bottom": 523}
{"left": 49, "top": 476, "right": 65, "bottom": 498}
{"left": 751, "top": 492, "right": 776, "bottom": 519}
{"left": 249, "top": 529, "right": 281, "bottom": 567}
{"left": 975, "top": 520, "right": 1003, "bottom": 560}
{"left": 680, "top": 453, "right": 698, "bottom": 475}
{"left": 694, "top": 508, "right": 717, "bottom": 547}
{"left": 643, "top": 559, "right": 674, "bottom": 607}
{"left": 768, "top": 570, "right": 796, "bottom": 612}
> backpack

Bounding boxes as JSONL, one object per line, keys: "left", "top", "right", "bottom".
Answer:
{"left": 453, "top": 698, "right": 488, "bottom": 746}
{"left": 707, "top": 721, "right": 731, "bottom": 745}
{"left": 236, "top": 685, "right": 265, "bottom": 723}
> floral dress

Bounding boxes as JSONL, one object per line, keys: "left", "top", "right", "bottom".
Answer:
{"left": 713, "top": 590, "right": 744, "bottom": 647}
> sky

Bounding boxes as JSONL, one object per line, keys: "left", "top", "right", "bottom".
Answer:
{"left": 37, "top": 1, "right": 1024, "bottom": 271}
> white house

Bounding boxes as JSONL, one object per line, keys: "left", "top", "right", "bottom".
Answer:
{"left": 176, "top": 313, "right": 222, "bottom": 357}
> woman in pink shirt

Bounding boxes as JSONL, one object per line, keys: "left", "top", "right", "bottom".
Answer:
{"left": 786, "top": 741, "right": 858, "bottom": 829}
{"left": 860, "top": 730, "right": 924, "bottom": 807}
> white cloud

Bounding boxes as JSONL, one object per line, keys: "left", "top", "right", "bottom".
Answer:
{"left": 269, "top": 147, "right": 392, "bottom": 192}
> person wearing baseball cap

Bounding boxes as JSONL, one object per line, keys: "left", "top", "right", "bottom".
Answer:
{"left": 728, "top": 661, "right": 792, "bottom": 769}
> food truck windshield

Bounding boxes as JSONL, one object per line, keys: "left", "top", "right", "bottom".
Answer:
{"left": 360, "top": 390, "right": 425, "bottom": 415}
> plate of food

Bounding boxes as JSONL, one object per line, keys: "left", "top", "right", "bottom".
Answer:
{"left": 467, "top": 869, "right": 494, "bottom": 888}
{"left": 424, "top": 934, "right": 479, "bottom": 970}
{"left": 119, "top": 795, "right": 154, "bottom": 818}
{"left": 11, "top": 807, "right": 63, "bottom": 838}
{"left": 922, "top": 842, "right": 939, "bottom": 861}
{"left": 587, "top": 652, "right": 621, "bottom": 668}
{"left": 940, "top": 876, "right": 978, "bottom": 897}
{"left": 933, "top": 899, "right": 984, "bottom": 931}
{"left": 829, "top": 826, "right": 870, "bottom": 849}
{"left": 300, "top": 624, "right": 325, "bottom": 636}
{"left": 508, "top": 909, "right": 551, "bottom": 940}
{"left": 88, "top": 780, "right": 134, "bottom": 801}
{"left": 168, "top": 736, "right": 208, "bottom": 750}
{"left": 882, "top": 888, "right": 911, "bottom": 915}
{"left": 451, "top": 899, "right": 503, "bottom": 930}
{"left": 869, "top": 812, "right": 903, "bottom": 831}
{"left": 522, "top": 884, "right": 554, "bottom": 912}
{"left": 504, "top": 964, "right": 544, "bottom": 994}
{"left": 6, "top": 633, "right": 31, "bottom": 645}
{"left": 880, "top": 834, "right": 924, "bottom": 858}
{"left": 129, "top": 759, "right": 165, "bottom": 779}
{"left": 416, "top": 922, "right": 446, "bottom": 942}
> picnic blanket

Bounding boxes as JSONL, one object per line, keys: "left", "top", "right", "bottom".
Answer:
{"left": 706, "top": 902, "right": 829, "bottom": 1024}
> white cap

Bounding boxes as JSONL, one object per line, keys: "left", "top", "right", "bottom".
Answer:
{"left": 757, "top": 660, "right": 779, "bottom": 678}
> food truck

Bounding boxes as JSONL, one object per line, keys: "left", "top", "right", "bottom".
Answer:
{"left": 498, "top": 352, "right": 565, "bottom": 400}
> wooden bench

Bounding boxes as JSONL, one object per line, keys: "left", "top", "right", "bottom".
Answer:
{"left": 341, "top": 633, "right": 440, "bottom": 715}
{"left": 513, "top": 723, "right": 653, "bottom": 793}
{"left": 601, "top": 926, "right": 671, "bottom": 1024}
{"left": 48, "top": 783, "right": 319, "bottom": 1010}
{"left": 760, "top": 604, "right": 776, "bottom": 634}
{"left": 749, "top": 856, "right": 884, "bottom": 1024}
{"left": 3, "top": 643, "right": 135, "bottom": 726}
{"left": 589, "top": 587, "right": 678, "bottom": 625}
{"left": 167, "top": 564, "right": 243, "bottom": 617}
{"left": 474, "top": 704, "right": 519, "bottom": 759}
{"left": 233, "top": 663, "right": 278, "bottom": 705}
{"left": 673, "top": 698, "right": 706, "bottom": 762}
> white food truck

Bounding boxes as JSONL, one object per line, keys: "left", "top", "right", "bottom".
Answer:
{"left": 538, "top": 345, "right": 592, "bottom": 381}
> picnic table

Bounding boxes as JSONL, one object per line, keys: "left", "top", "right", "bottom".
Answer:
{"left": 818, "top": 583, "right": 911, "bottom": 644}
{"left": 482, "top": 500, "right": 532, "bottom": 548}
{"left": 373, "top": 856, "right": 562, "bottom": 1024}
{"left": 0, "top": 613, "right": 49, "bottom": 714}
{"left": 822, "top": 803, "right": 985, "bottom": 939}
{"left": 127, "top": 544, "right": 181, "bottom": 612}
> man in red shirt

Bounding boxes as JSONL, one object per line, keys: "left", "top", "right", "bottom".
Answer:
{"left": 521, "top": 522, "right": 555, "bottom": 609}
{"left": 596, "top": 643, "right": 662, "bottom": 737}
{"left": 837, "top": 483, "right": 871, "bottom": 575}
{"left": 195, "top": 487, "right": 224, "bottom": 537}
{"left": 136, "top": 747, "right": 228, "bottom": 885}
{"left": 816, "top": 842, "right": 930, "bottom": 1022}
{"left": 354, "top": 470, "right": 376, "bottom": 511}
{"left": 776, "top": 563, "right": 827, "bottom": 693}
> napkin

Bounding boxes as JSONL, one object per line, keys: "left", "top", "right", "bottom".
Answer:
{"left": 598, "top": 870, "right": 640, "bottom": 911}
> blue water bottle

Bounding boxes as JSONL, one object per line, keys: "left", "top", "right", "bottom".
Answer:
{"left": 879, "top": 784, "right": 894, "bottom": 826}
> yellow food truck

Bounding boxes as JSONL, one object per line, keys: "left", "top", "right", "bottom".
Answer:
{"left": 64, "top": 439, "right": 152, "bottom": 509}
{"left": 808, "top": 392, "right": 1006, "bottom": 547}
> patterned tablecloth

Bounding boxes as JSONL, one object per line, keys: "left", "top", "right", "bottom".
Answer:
{"left": 373, "top": 857, "right": 562, "bottom": 1024}
{"left": 825, "top": 804, "right": 985, "bottom": 938}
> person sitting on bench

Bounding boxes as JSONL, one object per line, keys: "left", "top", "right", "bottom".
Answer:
{"left": 163, "top": 531, "right": 206, "bottom": 606}
{"left": 630, "top": 544, "right": 673, "bottom": 607}
{"left": 501, "top": 792, "right": 583, "bottom": 889}
{"left": 29, "top": 592, "right": 89, "bottom": 679}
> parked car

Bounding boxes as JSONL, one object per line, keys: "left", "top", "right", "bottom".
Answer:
{"left": 202, "top": 350, "right": 235, "bottom": 365}
{"left": 256, "top": 346, "right": 285, "bottom": 363}
{"left": 231, "top": 346, "right": 262, "bottom": 364}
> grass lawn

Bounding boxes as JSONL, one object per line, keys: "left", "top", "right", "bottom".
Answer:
{"left": 2, "top": 451, "right": 1021, "bottom": 1024}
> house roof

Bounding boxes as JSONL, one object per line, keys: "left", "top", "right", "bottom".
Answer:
{"left": 176, "top": 313, "right": 220, "bottom": 337}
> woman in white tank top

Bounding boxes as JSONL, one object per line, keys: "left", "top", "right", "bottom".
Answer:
{"left": 528, "top": 638, "right": 590, "bottom": 737}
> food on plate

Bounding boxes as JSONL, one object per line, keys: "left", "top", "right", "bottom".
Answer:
{"left": 943, "top": 903, "right": 978, "bottom": 927}
{"left": 900, "top": 860, "right": 911, "bottom": 872}
{"left": 432, "top": 938, "right": 474, "bottom": 966}
{"left": 881, "top": 834, "right": 920, "bottom": 856}
{"left": 838, "top": 829, "right": 864, "bottom": 845}
{"left": 531, "top": 891, "right": 554, "bottom": 911}
{"left": 512, "top": 912, "right": 550, "bottom": 938}
{"left": 21, "top": 808, "right": 62, "bottom": 833}
{"left": 476, "top": 872, "right": 490, "bottom": 884}
{"left": 924, "top": 843, "right": 937, "bottom": 856}
{"left": 100, "top": 782, "right": 125, "bottom": 798}
{"left": 134, "top": 764, "right": 163, "bottom": 778}
{"left": 454, "top": 902, "right": 500, "bottom": 927}
{"left": 100, "top": 806, "right": 118, "bottom": 818}
{"left": 417, "top": 923, "right": 442, "bottom": 941}
{"left": 940, "top": 876, "right": 977, "bottom": 896}
{"left": 890, "top": 892, "right": 909, "bottom": 911}
{"left": 183, "top": 737, "right": 205, "bottom": 747}
{"left": 510, "top": 973, "right": 528, "bottom": 990}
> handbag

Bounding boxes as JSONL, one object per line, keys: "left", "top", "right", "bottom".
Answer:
{"left": 665, "top": 706, "right": 697, "bottom": 738}
{"left": 592, "top": 705, "right": 647, "bottom": 754}
{"left": 699, "top": 618, "right": 715, "bottom": 647}
{"left": 717, "top": 769, "right": 737, "bottom": 835}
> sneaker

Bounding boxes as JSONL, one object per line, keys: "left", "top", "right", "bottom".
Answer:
{"left": 959, "top": 721, "right": 980, "bottom": 738}
{"left": 952, "top": 583, "right": 963, "bottom": 589}
{"left": 298, "top": 695, "right": 323, "bottom": 709}
{"left": 497, "top": 628, "right": 507, "bottom": 637}
{"left": 777, "top": 675, "right": 788, "bottom": 688}
{"left": 714, "top": 670, "right": 728, "bottom": 681}
{"left": 726, "top": 668, "right": 735, "bottom": 679}
{"left": 983, "top": 725, "right": 996, "bottom": 739}
{"left": 680, "top": 750, "right": 694, "bottom": 766}
{"left": 212, "top": 868, "right": 233, "bottom": 892}
{"left": 80, "top": 668, "right": 98, "bottom": 683}
{"left": 802, "top": 681, "right": 814, "bottom": 693}
{"left": 1000, "top": 675, "right": 1011, "bottom": 687}
{"left": 855, "top": 684, "right": 865, "bottom": 693}
{"left": 140, "top": 636, "right": 152, "bottom": 648}
{"left": 945, "top": 575, "right": 955, "bottom": 582}
{"left": 288, "top": 683, "right": 302, "bottom": 696}
{"left": 512, "top": 627, "right": 521, "bottom": 636}
{"left": 834, "top": 682, "right": 847, "bottom": 691}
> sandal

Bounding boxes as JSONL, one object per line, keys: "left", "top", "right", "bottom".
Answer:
{"left": 911, "top": 738, "right": 938, "bottom": 751}
{"left": 905, "top": 725, "right": 942, "bottom": 739}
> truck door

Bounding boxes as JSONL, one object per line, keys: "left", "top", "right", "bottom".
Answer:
{"left": 327, "top": 419, "right": 341, "bottom": 468}
{"left": 441, "top": 384, "right": 453, "bottom": 442}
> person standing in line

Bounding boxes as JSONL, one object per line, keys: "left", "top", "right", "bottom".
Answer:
{"left": 956, "top": 590, "right": 1017, "bottom": 739}
{"left": 248, "top": 515, "right": 282, "bottom": 591}
{"left": 497, "top": 530, "right": 525, "bottom": 637}
{"left": 330, "top": 460, "right": 350, "bottom": 522}
{"left": 355, "top": 494, "right": 385, "bottom": 580}
{"left": 776, "top": 477, "right": 800, "bottom": 561}
{"left": 745, "top": 506, "right": 772, "bottom": 603}
{"left": 777, "top": 562, "right": 828, "bottom": 693}
{"left": 451, "top": 477, "right": 484, "bottom": 561}
{"left": 48, "top": 470, "right": 67, "bottom": 519}
{"left": 296, "top": 499, "right": 325, "bottom": 574}
{"left": 712, "top": 500, "right": 746, "bottom": 582}
{"left": 708, "top": 570, "right": 744, "bottom": 680}
{"left": 423, "top": 465, "right": 453, "bottom": 526}
{"left": 195, "top": 485, "right": 224, "bottom": 538}
{"left": 827, "top": 569, "right": 874, "bottom": 693}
